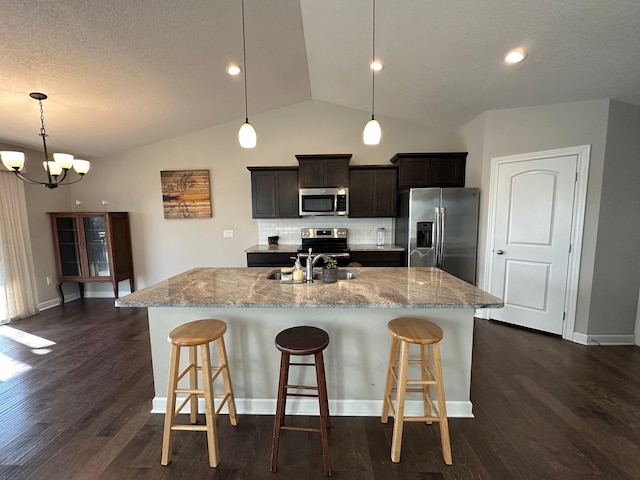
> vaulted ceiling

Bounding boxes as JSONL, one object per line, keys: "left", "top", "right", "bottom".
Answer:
{"left": 2, "top": 0, "right": 639, "bottom": 158}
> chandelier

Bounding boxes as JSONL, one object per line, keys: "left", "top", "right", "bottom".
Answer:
{"left": 0, "top": 92, "right": 90, "bottom": 189}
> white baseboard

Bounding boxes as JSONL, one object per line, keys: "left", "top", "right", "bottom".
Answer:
{"left": 571, "top": 332, "right": 636, "bottom": 346}
{"left": 151, "top": 396, "right": 474, "bottom": 418}
{"left": 38, "top": 292, "right": 82, "bottom": 311}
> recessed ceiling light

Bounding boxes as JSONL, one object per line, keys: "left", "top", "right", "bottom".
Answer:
{"left": 227, "top": 65, "right": 241, "bottom": 75}
{"left": 504, "top": 48, "right": 527, "bottom": 64}
{"left": 370, "top": 60, "right": 384, "bottom": 71}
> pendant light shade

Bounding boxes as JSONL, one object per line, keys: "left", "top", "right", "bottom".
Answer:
{"left": 363, "top": 0, "right": 381, "bottom": 145}
{"left": 239, "top": 121, "right": 257, "bottom": 148}
{"left": 238, "top": 0, "right": 256, "bottom": 148}
{"left": 363, "top": 118, "right": 381, "bottom": 145}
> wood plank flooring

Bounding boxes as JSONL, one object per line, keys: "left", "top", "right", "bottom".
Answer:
{"left": 1, "top": 299, "right": 639, "bottom": 479}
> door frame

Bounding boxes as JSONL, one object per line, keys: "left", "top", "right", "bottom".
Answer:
{"left": 482, "top": 145, "right": 591, "bottom": 341}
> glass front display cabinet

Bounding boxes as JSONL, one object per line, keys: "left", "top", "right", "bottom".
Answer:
{"left": 49, "top": 212, "right": 134, "bottom": 304}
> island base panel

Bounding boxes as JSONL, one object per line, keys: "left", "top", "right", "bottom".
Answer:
{"left": 147, "top": 307, "right": 475, "bottom": 417}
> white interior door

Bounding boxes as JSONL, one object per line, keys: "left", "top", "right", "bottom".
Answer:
{"left": 489, "top": 155, "right": 577, "bottom": 334}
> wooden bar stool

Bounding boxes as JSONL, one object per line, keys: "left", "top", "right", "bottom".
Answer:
{"left": 270, "top": 326, "right": 331, "bottom": 476}
{"left": 381, "top": 317, "right": 452, "bottom": 465}
{"left": 161, "top": 319, "right": 238, "bottom": 468}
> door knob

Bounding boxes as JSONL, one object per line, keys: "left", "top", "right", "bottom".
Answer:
{"left": 496, "top": 249, "right": 504, "bottom": 255}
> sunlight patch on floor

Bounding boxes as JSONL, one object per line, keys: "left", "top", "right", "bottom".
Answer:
{"left": 0, "top": 352, "right": 32, "bottom": 381}
{"left": 0, "top": 325, "right": 56, "bottom": 349}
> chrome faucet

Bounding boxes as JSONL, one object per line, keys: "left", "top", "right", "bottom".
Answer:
{"left": 304, "top": 248, "right": 330, "bottom": 283}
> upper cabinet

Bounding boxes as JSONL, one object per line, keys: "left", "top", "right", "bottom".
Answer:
{"left": 390, "top": 152, "right": 467, "bottom": 189}
{"left": 248, "top": 167, "right": 299, "bottom": 219}
{"left": 349, "top": 166, "right": 397, "bottom": 217}
{"left": 296, "top": 154, "right": 351, "bottom": 188}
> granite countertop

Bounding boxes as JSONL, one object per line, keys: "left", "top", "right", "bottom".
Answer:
{"left": 116, "top": 267, "right": 503, "bottom": 309}
{"left": 244, "top": 244, "right": 404, "bottom": 253}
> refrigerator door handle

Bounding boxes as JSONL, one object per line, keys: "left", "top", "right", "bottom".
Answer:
{"left": 439, "top": 207, "right": 446, "bottom": 268}
{"left": 434, "top": 207, "right": 441, "bottom": 267}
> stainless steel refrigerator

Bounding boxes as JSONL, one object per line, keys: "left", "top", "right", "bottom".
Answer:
{"left": 395, "top": 188, "right": 480, "bottom": 284}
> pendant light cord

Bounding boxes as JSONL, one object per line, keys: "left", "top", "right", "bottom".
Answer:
{"left": 241, "top": 0, "right": 249, "bottom": 123}
{"left": 370, "top": 0, "right": 376, "bottom": 120}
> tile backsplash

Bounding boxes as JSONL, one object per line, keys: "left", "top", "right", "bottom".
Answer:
{"left": 257, "top": 217, "right": 395, "bottom": 245}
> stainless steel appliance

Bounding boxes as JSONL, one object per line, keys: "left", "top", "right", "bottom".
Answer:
{"left": 395, "top": 188, "right": 480, "bottom": 284}
{"left": 299, "top": 188, "right": 349, "bottom": 216}
{"left": 297, "top": 228, "right": 351, "bottom": 266}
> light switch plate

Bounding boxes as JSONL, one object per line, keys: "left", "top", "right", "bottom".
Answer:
{"left": 223, "top": 230, "right": 234, "bottom": 238}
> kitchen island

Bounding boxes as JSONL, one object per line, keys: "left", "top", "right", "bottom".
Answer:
{"left": 116, "top": 267, "right": 502, "bottom": 417}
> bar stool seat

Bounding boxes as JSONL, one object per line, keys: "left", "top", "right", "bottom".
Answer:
{"left": 381, "top": 317, "right": 452, "bottom": 465}
{"left": 270, "top": 326, "right": 331, "bottom": 476}
{"left": 161, "top": 319, "right": 238, "bottom": 468}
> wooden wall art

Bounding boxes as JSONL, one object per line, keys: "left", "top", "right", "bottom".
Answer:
{"left": 160, "top": 169, "right": 212, "bottom": 219}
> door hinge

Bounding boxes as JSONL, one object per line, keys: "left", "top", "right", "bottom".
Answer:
{"left": 563, "top": 312, "right": 566, "bottom": 320}
{"left": 575, "top": 172, "right": 578, "bottom": 182}
{"left": 569, "top": 243, "right": 572, "bottom": 253}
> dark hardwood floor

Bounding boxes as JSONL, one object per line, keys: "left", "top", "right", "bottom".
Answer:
{"left": 1, "top": 299, "right": 639, "bottom": 479}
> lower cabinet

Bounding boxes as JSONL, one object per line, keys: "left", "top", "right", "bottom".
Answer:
{"left": 247, "top": 252, "right": 297, "bottom": 267}
{"left": 350, "top": 250, "right": 404, "bottom": 267}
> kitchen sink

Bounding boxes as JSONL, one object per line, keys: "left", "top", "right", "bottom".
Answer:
{"left": 266, "top": 269, "right": 357, "bottom": 281}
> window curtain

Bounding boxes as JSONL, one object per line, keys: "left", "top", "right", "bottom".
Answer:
{"left": 0, "top": 172, "right": 39, "bottom": 323}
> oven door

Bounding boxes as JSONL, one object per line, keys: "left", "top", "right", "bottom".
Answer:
{"left": 297, "top": 251, "right": 352, "bottom": 267}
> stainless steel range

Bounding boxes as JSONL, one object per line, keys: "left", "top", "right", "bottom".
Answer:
{"left": 297, "top": 228, "right": 351, "bottom": 266}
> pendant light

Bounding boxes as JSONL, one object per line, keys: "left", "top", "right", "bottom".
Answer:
{"left": 1, "top": 92, "right": 90, "bottom": 189}
{"left": 363, "top": 0, "right": 381, "bottom": 145}
{"left": 238, "top": 0, "right": 256, "bottom": 148}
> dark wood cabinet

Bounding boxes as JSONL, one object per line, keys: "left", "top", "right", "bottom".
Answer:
{"left": 350, "top": 250, "right": 404, "bottom": 267}
{"left": 49, "top": 212, "right": 134, "bottom": 304}
{"left": 248, "top": 167, "right": 299, "bottom": 218}
{"left": 247, "top": 252, "right": 297, "bottom": 267}
{"left": 390, "top": 152, "right": 467, "bottom": 189}
{"left": 349, "top": 166, "right": 397, "bottom": 217}
{"left": 296, "top": 154, "right": 351, "bottom": 188}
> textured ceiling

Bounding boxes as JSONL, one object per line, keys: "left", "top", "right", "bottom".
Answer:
{"left": 1, "top": 0, "right": 639, "bottom": 158}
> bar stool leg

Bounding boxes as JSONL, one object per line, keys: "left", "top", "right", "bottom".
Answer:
{"left": 270, "top": 352, "right": 290, "bottom": 473}
{"left": 161, "top": 344, "right": 180, "bottom": 466}
{"left": 189, "top": 345, "right": 198, "bottom": 424}
{"left": 420, "top": 344, "right": 434, "bottom": 424}
{"left": 315, "top": 350, "right": 331, "bottom": 476}
{"left": 381, "top": 337, "right": 399, "bottom": 423}
{"left": 391, "top": 340, "right": 409, "bottom": 463}
{"left": 433, "top": 342, "right": 452, "bottom": 465}
{"left": 200, "top": 343, "right": 219, "bottom": 468}
{"left": 215, "top": 336, "right": 238, "bottom": 426}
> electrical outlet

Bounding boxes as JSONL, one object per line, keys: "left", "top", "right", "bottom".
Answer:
{"left": 223, "top": 230, "right": 234, "bottom": 238}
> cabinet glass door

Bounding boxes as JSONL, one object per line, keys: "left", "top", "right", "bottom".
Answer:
{"left": 55, "top": 217, "right": 81, "bottom": 276}
{"left": 83, "top": 216, "right": 110, "bottom": 277}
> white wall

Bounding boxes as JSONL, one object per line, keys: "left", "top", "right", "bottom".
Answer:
{"left": 588, "top": 100, "right": 640, "bottom": 336}
{"left": 458, "top": 98, "right": 640, "bottom": 338}
{"left": 34, "top": 100, "right": 459, "bottom": 299}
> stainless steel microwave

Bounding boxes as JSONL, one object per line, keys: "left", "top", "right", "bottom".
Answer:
{"left": 299, "top": 188, "right": 349, "bottom": 216}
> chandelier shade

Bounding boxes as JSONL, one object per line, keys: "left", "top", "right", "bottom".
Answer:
{"left": 0, "top": 92, "right": 90, "bottom": 189}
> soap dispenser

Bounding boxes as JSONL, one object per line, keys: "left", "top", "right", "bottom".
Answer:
{"left": 292, "top": 255, "right": 304, "bottom": 282}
